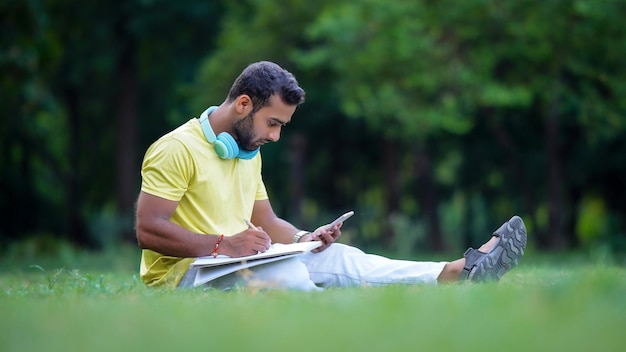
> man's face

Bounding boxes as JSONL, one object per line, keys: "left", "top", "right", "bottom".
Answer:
{"left": 233, "top": 110, "right": 258, "bottom": 151}
{"left": 233, "top": 95, "right": 296, "bottom": 151}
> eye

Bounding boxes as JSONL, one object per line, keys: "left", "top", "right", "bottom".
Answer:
{"left": 268, "top": 119, "right": 286, "bottom": 127}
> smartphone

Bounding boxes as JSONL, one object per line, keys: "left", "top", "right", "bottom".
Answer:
{"left": 323, "top": 211, "right": 354, "bottom": 231}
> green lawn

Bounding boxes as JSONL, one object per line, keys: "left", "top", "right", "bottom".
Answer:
{"left": 1, "top": 247, "right": 625, "bottom": 352}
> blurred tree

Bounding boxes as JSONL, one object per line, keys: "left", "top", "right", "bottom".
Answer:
{"left": 2, "top": 0, "right": 625, "bottom": 255}
{"left": 1, "top": 0, "right": 73, "bottom": 245}
{"left": 294, "top": 0, "right": 626, "bottom": 251}
{"left": 1, "top": 0, "right": 224, "bottom": 248}
{"left": 294, "top": 0, "right": 477, "bottom": 251}
{"left": 452, "top": 0, "right": 626, "bottom": 249}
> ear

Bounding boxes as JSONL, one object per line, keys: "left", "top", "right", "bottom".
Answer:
{"left": 234, "top": 95, "right": 252, "bottom": 114}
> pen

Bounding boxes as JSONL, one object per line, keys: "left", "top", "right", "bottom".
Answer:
{"left": 244, "top": 219, "right": 271, "bottom": 249}
{"left": 244, "top": 219, "right": 257, "bottom": 230}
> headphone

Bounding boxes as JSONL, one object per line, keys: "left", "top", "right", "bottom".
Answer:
{"left": 199, "top": 106, "right": 260, "bottom": 160}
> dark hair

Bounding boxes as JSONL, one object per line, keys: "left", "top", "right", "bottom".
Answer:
{"left": 226, "top": 61, "right": 306, "bottom": 112}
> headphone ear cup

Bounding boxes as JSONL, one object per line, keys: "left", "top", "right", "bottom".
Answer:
{"left": 215, "top": 132, "right": 239, "bottom": 159}
{"left": 213, "top": 140, "right": 229, "bottom": 159}
{"left": 199, "top": 107, "right": 260, "bottom": 160}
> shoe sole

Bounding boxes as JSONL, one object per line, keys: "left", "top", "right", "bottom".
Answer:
{"left": 469, "top": 215, "right": 527, "bottom": 282}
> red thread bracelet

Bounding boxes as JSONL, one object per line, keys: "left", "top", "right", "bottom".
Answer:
{"left": 212, "top": 234, "right": 224, "bottom": 258}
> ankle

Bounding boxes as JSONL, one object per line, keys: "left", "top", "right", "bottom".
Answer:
{"left": 437, "top": 258, "right": 465, "bottom": 283}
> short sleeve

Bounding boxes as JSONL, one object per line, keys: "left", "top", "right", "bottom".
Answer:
{"left": 141, "top": 137, "right": 195, "bottom": 201}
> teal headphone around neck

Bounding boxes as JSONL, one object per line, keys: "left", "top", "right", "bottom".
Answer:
{"left": 199, "top": 106, "right": 260, "bottom": 160}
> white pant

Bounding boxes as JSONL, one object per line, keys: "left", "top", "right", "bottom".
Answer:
{"left": 301, "top": 243, "right": 447, "bottom": 288}
{"left": 196, "top": 256, "right": 321, "bottom": 291}
{"left": 182, "top": 243, "right": 447, "bottom": 291}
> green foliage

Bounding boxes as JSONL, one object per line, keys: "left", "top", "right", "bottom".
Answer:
{"left": 576, "top": 195, "right": 608, "bottom": 245}
{"left": 2, "top": 0, "right": 626, "bottom": 254}
{"left": 287, "top": 0, "right": 626, "bottom": 251}
{"left": 294, "top": 0, "right": 476, "bottom": 140}
{"left": 189, "top": 0, "right": 323, "bottom": 111}
{"left": 1, "top": 0, "right": 223, "bottom": 246}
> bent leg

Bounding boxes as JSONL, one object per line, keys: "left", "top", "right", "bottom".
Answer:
{"left": 179, "top": 257, "right": 320, "bottom": 291}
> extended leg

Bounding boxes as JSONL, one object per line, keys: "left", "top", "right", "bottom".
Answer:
{"left": 458, "top": 215, "right": 527, "bottom": 282}
{"left": 300, "top": 244, "right": 447, "bottom": 287}
{"left": 436, "top": 235, "right": 502, "bottom": 282}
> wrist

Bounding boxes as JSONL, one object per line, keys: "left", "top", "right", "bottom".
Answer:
{"left": 212, "top": 234, "right": 224, "bottom": 258}
{"left": 293, "top": 230, "right": 309, "bottom": 243}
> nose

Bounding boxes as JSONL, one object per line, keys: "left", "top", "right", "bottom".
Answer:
{"left": 268, "top": 129, "right": 281, "bottom": 142}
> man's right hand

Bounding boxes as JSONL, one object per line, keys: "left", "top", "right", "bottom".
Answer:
{"left": 220, "top": 227, "right": 272, "bottom": 257}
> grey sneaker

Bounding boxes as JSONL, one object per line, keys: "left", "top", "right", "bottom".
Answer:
{"left": 460, "top": 215, "right": 527, "bottom": 282}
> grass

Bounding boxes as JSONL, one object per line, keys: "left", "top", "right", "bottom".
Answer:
{"left": 1, "top": 245, "right": 625, "bottom": 352}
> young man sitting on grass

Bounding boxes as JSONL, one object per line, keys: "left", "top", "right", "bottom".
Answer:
{"left": 135, "top": 61, "right": 527, "bottom": 290}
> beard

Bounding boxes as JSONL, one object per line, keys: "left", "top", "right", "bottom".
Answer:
{"left": 233, "top": 111, "right": 258, "bottom": 151}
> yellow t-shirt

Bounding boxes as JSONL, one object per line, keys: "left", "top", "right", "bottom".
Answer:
{"left": 139, "top": 118, "right": 268, "bottom": 287}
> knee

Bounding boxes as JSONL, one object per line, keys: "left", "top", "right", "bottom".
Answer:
{"left": 253, "top": 258, "right": 319, "bottom": 291}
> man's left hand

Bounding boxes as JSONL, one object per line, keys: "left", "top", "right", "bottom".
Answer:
{"left": 309, "top": 224, "right": 342, "bottom": 252}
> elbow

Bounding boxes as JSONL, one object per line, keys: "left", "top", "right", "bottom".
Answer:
{"left": 136, "top": 233, "right": 148, "bottom": 250}
{"left": 135, "top": 220, "right": 151, "bottom": 250}
{"left": 136, "top": 230, "right": 147, "bottom": 249}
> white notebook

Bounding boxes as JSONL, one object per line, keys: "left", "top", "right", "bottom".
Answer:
{"left": 190, "top": 241, "right": 322, "bottom": 287}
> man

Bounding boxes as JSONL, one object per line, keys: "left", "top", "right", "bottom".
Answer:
{"left": 135, "top": 61, "right": 527, "bottom": 290}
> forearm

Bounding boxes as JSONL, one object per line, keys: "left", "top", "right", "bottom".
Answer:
{"left": 255, "top": 216, "right": 304, "bottom": 244}
{"left": 136, "top": 217, "right": 220, "bottom": 258}
{"left": 250, "top": 199, "right": 309, "bottom": 244}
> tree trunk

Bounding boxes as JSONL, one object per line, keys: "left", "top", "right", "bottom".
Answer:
{"left": 65, "top": 85, "right": 90, "bottom": 247}
{"left": 289, "top": 133, "right": 307, "bottom": 225}
{"left": 382, "top": 140, "right": 400, "bottom": 248}
{"left": 115, "top": 15, "right": 138, "bottom": 243}
{"left": 485, "top": 109, "right": 541, "bottom": 247}
{"left": 415, "top": 148, "right": 445, "bottom": 252}
{"left": 545, "top": 94, "right": 567, "bottom": 250}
